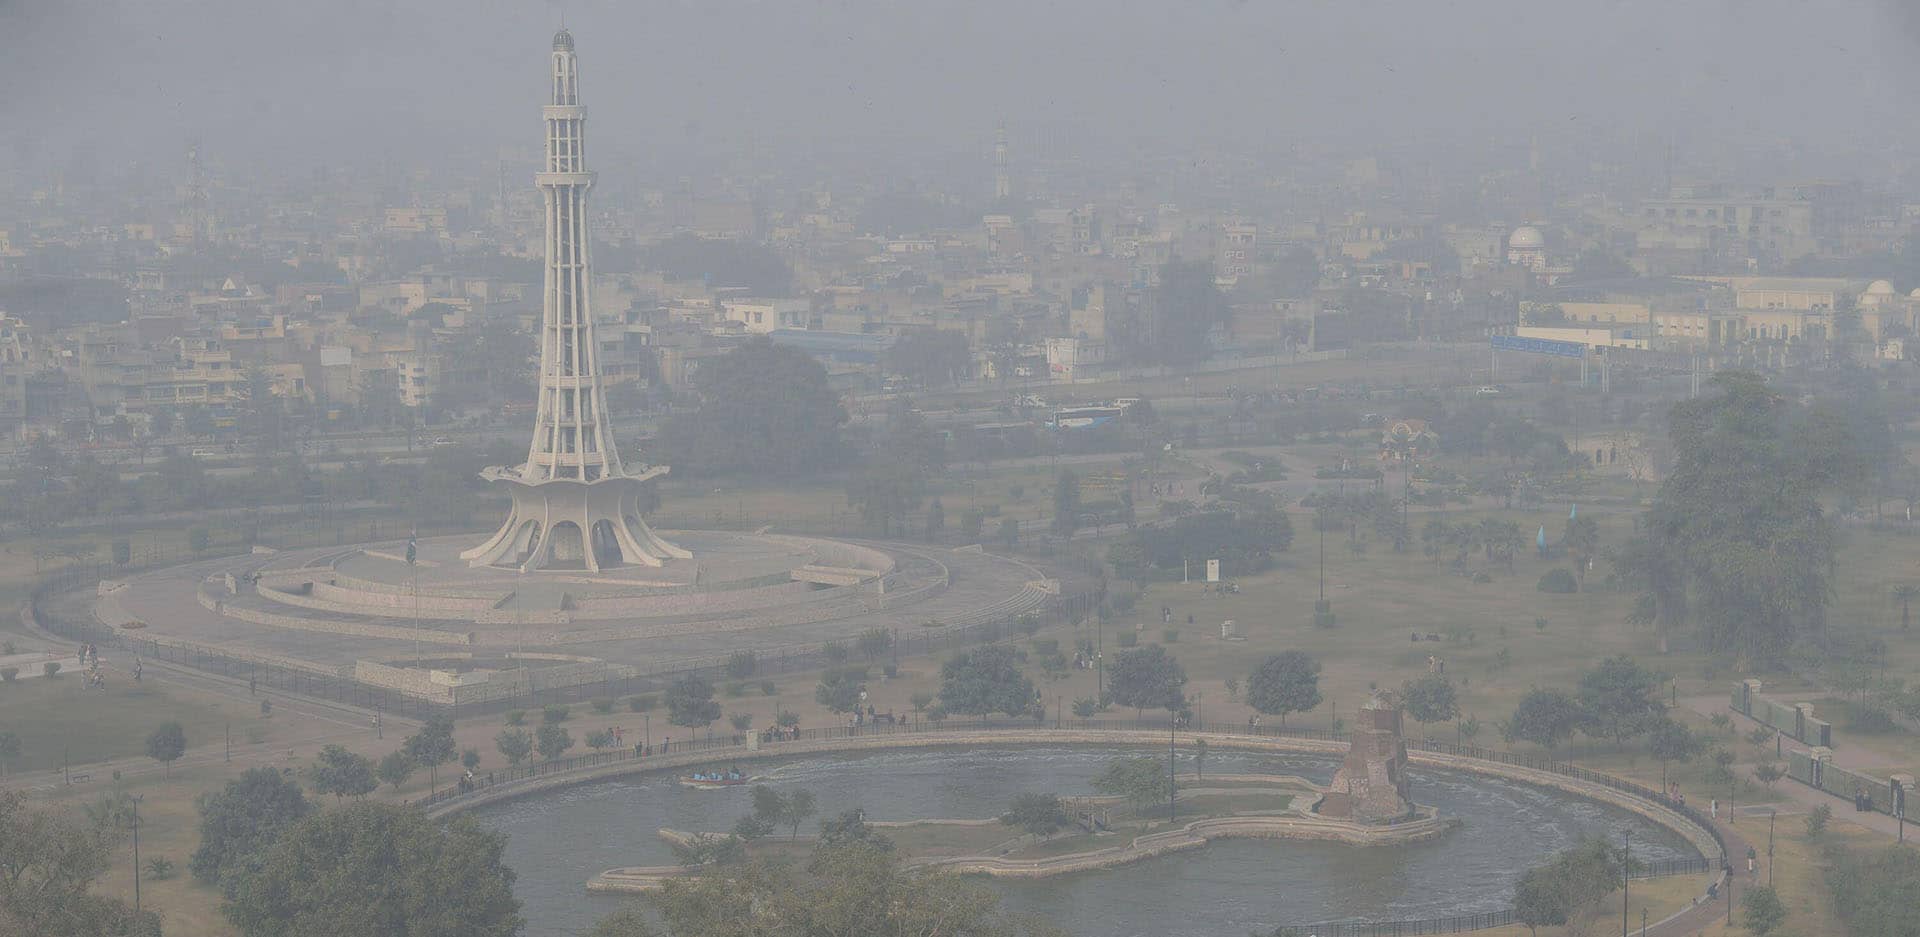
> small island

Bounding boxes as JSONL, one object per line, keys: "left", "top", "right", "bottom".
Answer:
{"left": 589, "top": 691, "right": 1455, "bottom": 893}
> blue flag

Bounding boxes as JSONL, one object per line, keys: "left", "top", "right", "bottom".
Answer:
{"left": 406, "top": 537, "right": 417, "bottom": 565}
{"left": 1569, "top": 503, "right": 1577, "bottom": 521}
{"left": 1537, "top": 525, "right": 1547, "bottom": 549}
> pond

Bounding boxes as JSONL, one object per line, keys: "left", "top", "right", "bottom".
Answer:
{"left": 470, "top": 745, "right": 1696, "bottom": 936}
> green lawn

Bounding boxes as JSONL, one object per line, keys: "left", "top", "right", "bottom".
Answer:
{"left": 0, "top": 672, "right": 279, "bottom": 774}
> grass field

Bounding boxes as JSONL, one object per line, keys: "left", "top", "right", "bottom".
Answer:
{"left": 0, "top": 670, "right": 294, "bottom": 774}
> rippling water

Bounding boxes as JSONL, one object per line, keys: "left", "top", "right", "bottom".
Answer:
{"left": 469, "top": 746, "right": 1696, "bottom": 936}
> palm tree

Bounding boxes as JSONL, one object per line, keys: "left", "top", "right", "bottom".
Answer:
{"left": 1893, "top": 584, "right": 1920, "bottom": 631}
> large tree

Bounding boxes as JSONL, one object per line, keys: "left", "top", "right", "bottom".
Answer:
{"left": 1621, "top": 372, "right": 1871, "bottom": 659}
{"left": 1576, "top": 655, "right": 1666, "bottom": 747}
{"left": 0, "top": 791, "right": 161, "bottom": 937}
{"left": 938, "top": 645, "right": 1038, "bottom": 718}
{"left": 1245, "top": 651, "right": 1322, "bottom": 727}
{"left": 1136, "top": 259, "right": 1230, "bottom": 366}
{"left": 661, "top": 337, "right": 847, "bottom": 478}
{"left": 1105, "top": 644, "right": 1187, "bottom": 718}
{"left": 1504, "top": 687, "right": 1589, "bottom": 753}
{"left": 223, "top": 802, "right": 522, "bottom": 937}
{"left": 309, "top": 745, "right": 378, "bottom": 800}
{"left": 666, "top": 675, "right": 722, "bottom": 730}
{"left": 192, "top": 767, "right": 315, "bottom": 893}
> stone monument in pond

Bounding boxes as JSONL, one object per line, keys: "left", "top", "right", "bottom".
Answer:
{"left": 1316, "top": 688, "right": 1415, "bottom": 824}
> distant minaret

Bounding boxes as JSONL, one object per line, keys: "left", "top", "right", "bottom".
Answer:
{"left": 993, "top": 120, "right": 1010, "bottom": 202}
{"left": 184, "top": 140, "right": 213, "bottom": 249}
{"left": 463, "top": 28, "right": 689, "bottom": 572}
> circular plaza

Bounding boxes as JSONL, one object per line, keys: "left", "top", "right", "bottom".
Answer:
{"left": 88, "top": 530, "right": 1067, "bottom": 706}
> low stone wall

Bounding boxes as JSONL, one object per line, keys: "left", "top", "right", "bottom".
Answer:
{"left": 199, "top": 588, "right": 474, "bottom": 647}
{"left": 424, "top": 729, "right": 1720, "bottom": 866}
{"left": 310, "top": 580, "right": 504, "bottom": 613}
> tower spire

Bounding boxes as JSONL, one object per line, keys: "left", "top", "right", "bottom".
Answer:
{"left": 462, "top": 30, "right": 689, "bottom": 572}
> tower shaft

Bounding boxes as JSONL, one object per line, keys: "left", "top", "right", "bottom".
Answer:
{"left": 462, "top": 29, "right": 689, "bottom": 573}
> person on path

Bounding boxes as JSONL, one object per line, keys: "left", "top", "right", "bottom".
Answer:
{"left": 1711, "top": 798, "right": 1718, "bottom": 819}
{"left": 1747, "top": 846, "right": 1758, "bottom": 878}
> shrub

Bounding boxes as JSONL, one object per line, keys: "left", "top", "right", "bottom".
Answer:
{"left": 43, "top": 662, "right": 61, "bottom": 678}
{"left": 1536, "top": 568, "right": 1577, "bottom": 593}
{"left": 1805, "top": 803, "right": 1831, "bottom": 837}
{"left": 1162, "top": 629, "right": 1180, "bottom": 644}
{"left": 0, "top": 667, "right": 16, "bottom": 682}
{"left": 729, "top": 713, "right": 752, "bottom": 732}
{"left": 726, "top": 681, "right": 748, "bottom": 697}
{"left": 882, "top": 664, "right": 898, "bottom": 679}
{"left": 145, "top": 856, "right": 176, "bottom": 880}
{"left": 759, "top": 681, "right": 776, "bottom": 696}
{"left": 1314, "top": 599, "right": 1336, "bottom": 628}
{"left": 1116, "top": 631, "right": 1139, "bottom": 648}
{"left": 590, "top": 698, "right": 615, "bottom": 714}
{"left": 542, "top": 704, "right": 570, "bottom": 724}
{"left": 627, "top": 695, "right": 657, "bottom": 713}
{"left": 725, "top": 651, "right": 758, "bottom": 679}
{"left": 504, "top": 709, "right": 527, "bottom": 725}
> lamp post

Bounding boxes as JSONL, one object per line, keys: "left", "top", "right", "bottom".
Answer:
{"left": 130, "top": 794, "right": 145, "bottom": 915}
{"left": 1621, "top": 829, "right": 1631, "bottom": 937}
{"left": 1767, "top": 809, "right": 1776, "bottom": 885}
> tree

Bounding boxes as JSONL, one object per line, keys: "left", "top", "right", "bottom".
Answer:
{"left": 403, "top": 714, "right": 459, "bottom": 792}
{"left": 584, "top": 907, "right": 659, "bottom": 937}
{"left": 461, "top": 748, "right": 481, "bottom": 772}
{"left": 1092, "top": 755, "right": 1172, "bottom": 825}
{"left": 819, "top": 808, "right": 893, "bottom": 850}
{"left": 1138, "top": 259, "right": 1230, "bottom": 366}
{"left": 587, "top": 729, "right": 617, "bottom": 751}
{"left": 885, "top": 329, "right": 971, "bottom": 388}
{"left": 1245, "top": 651, "right": 1321, "bottom": 727}
{"left": 939, "top": 645, "right": 1038, "bottom": 717}
{"left": 815, "top": 667, "right": 867, "bottom": 715}
{"left": 308, "top": 744, "right": 378, "bottom": 800}
{"left": 1001, "top": 792, "right": 1071, "bottom": 839}
{"left": 1506, "top": 688, "right": 1589, "bottom": 753}
{"left": 377, "top": 750, "right": 415, "bottom": 790}
{"left": 145, "top": 721, "right": 186, "bottom": 776}
{"left": 660, "top": 337, "right": 847, "bottom": 478}
{"left": 1576, "top": 655, "right": 1666, "bottom": 747}
{"left": 1052, "top": 470, "right": 1081, "bottom": 537}
{"left": 783, "top": 789, "right": 816, "bottom": 841}
{"left": 0, "top": 731, "right": 20, "bottom": 777}
{"left": 191, "top": 766, "right": 313, "bottom": 891}
{"left": 1742, "top": 884, "right": 1788, "bottom": 935}
{"left": 1400, "top": 674, "right": 1459, "bottom": 729}
{"left": 222, "top": 802, "right": 522, "bottom": 937}
{"left": 1106, "top": 644, "right": 1187, "bottom": 718}
{"left": 495, "top": 729, "right": 533, "bottom": 767}
{"left": 997, "top": 517, "right": 1020, "bottom": 551}
{"left": 666, "top": 675, "right": 722, "bottom": 730}
{"left": 1646, "top": 719, "right": 1702, "bottom": 790}
{"left": 1826, "top": 844, "right": 1920, "bottom": 937}
{"left": 1895, "top": 584, "right": 1920, "bottom": 631}
{"left": 1753, "top": 761, "right": 1785, "bottom": 790}
{"left": 1510, "top": 838, "right": 1623, "bottom": 937}
{"left": 857, "top": 627, "right": 893, "bottom": 662}
{"left": 535, "top": 724, "right": 574, "bottom": 762}
{"left": 0, "top": 790, "right": 162, "bottom": 937}
{"left": 1628, "top": 372, "right": 1867, "bottom": 660}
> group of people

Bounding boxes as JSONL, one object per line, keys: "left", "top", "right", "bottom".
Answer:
{"left": 847, "top": 706, "right": 899, "bottom": 728}
{"left": 760, "top": 724, "right": 803, "bottom": 743}
{"left": 78, "top": 642, "right": 118, "bottom": 689}
{"left": 689, "top": 766, "right": 745, "bottom": 782}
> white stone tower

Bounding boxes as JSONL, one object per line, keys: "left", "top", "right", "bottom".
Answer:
{"left": 463, "top": 29, "right": 690, "bottom": 573}
{"left": 993, "top": 120, "right": 1010, "bottom": 202}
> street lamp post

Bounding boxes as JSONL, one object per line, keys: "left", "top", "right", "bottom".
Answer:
{"left": 1621, "top": 829, "right": 1631, "bottom": 937}
{"left": 131, "top": 794, "right": 145, "bottom": 915}
{"left": 1168, "top": 715, "right": 1177, "bottom": 822}
{"left": 1768, "top": 809, "right": 1776, "bottom": 886}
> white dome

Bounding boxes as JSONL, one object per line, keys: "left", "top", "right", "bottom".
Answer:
{"left": 1906, "top": 288, "right": 1920, "bottom": 299}
{"left": 1509, "top": 226, "right": 1545, "bottom": 250}
{"left": 1868, "top": 279, "right": 1896, "bottom": 295}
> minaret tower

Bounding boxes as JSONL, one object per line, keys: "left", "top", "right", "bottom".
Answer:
{"left": 993, "top": 120, "right": 1010, "bottom": 202}
{"left": 463, "top": 29, "right": 690, "bottom": 572}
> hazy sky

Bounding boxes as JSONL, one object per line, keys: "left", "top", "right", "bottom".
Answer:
{"left": 5, "top": 0, "right": 1920, "bottom": 177}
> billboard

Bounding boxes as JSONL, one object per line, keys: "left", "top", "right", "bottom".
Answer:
{"left": 1491, "top": 334, "right": 1586, "bottom": 358}
{"left": 1206, "top": 559, "right": 1221, "bottom": 582}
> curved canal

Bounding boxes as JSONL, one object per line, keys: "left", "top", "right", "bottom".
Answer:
{"left": 470, "top": 745, "right": 1696, "bottom": 936}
